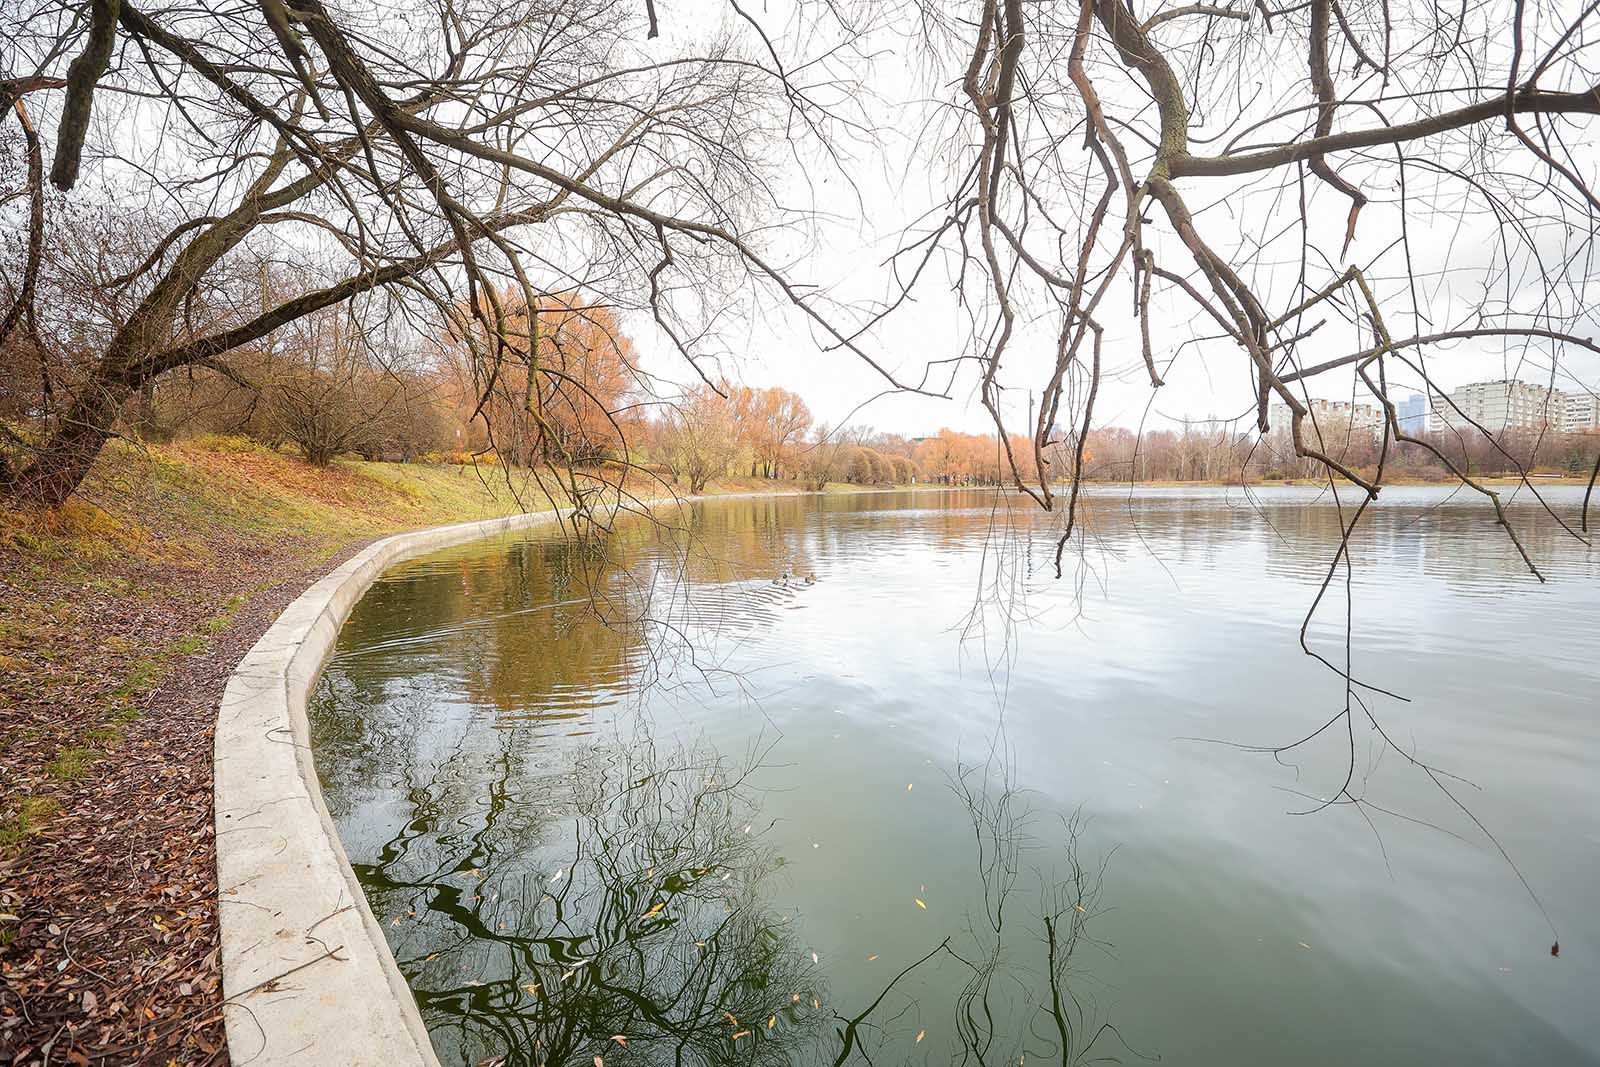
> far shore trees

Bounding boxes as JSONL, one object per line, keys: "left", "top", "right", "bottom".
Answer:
{"left": 732, "top": 386, "right": 812, "bottom": 480}
{"left": 659, "top": 385, "right": 741, "bottom": 494}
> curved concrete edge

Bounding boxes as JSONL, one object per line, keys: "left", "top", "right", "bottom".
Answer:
{"left": 212, "top": 487, "right": 941, "bottom": 1063}
{"left": 215, "top": 509, "right": 571, "bottom": 1066}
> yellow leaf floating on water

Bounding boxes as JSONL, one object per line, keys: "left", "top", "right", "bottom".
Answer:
{"left": 813, "top": 998, "right": 820, "bottom": 1010}
{"left": 907, "top": 783, "right": 913, "bottom": 792}
{"left": 811, "top": 951, "right": 819, "bottom": 963}
{"left": 792, "top": 994, "right": 801, "bottom": 1003}
{"left": 914, "top": 898, "right": 927, "bottom": 910}
{"left": 767, "top": 1016, "right": 776, "bottom": 1029}
{"left": 611, "top": 1036, "right": 628, "bottom": 1047}
{"left": 725, "top": 1012, "right": 739, "bottom": 1025}
{"left": 916, "top": 1030, "right": 926, "bottom": 1044}
{"left": 523, "top": 983, "right": 540, "bottom": 995}
{"left": 642, "top": 902, "right": 665, "bottom": 919}
{"left": 866, "top": 954, "right": 878, "bottom": 961}
{"left": 732, "top": 1030, "right": 751, "bottom": 1041}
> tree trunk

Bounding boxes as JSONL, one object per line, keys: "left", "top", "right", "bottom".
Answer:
{"left": 5, "top": 378, "right": 130, "bottom": 507}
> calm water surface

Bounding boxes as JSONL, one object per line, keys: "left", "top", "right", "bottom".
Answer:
{"left": 310, "top": 487, "right": 1600, "bottom": 1066}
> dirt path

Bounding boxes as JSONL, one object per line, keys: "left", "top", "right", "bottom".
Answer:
{"left": 0, "top": 527, "right": 386, "bottom": 1065}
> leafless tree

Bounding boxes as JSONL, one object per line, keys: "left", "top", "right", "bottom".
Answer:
{"left": 0, "top": 0, "right": 900, "bottom": 509}
{"left": 659, "top": 384, "right": 742, "bottom": 493}
{"left": 885, "top": 0, "right": 1598, "bottom": 550}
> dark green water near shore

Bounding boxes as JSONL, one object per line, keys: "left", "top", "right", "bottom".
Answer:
{"left": 310, "top": 486, "right": 1600, "bottom": 1066}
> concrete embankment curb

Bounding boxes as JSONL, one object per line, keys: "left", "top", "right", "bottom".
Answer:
{"left": 214, "top": 510, "right": 573, "bottom": 1066}
{"left": 213, "top": 487, "right": 941, "bottom": 1063}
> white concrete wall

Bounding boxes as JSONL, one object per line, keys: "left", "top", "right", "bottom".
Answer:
{"left": 214, "top": 510, "right": 575, "bottom": 1066}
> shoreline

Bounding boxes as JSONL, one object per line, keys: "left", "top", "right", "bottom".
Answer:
{"left": 0, "top": 442, "right": 949, "bottom": 1066}
{"left": 1, "top": 441, "right": 1591, "bottom": 1064}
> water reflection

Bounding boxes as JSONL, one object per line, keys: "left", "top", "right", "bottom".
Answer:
{"left": 312, "top": 487, "right": 1600, "bottom": 1066}
{"left": 363, "top": 740, "right": 824, "bottom": 1067}
{"left": 317, "top": 709, "right": 1129, "bottom": 1067}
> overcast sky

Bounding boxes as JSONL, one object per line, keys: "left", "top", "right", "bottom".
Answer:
{"left": 618, "top": 0, "right": 1600, "bottom": 438}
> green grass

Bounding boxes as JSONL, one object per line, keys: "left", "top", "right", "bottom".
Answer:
{"left": 170, "top": 634, "right": 205, "bottom": 656}
{"left": 0, "top": 796, "right": 60, "bottom": 853}
{"left": 45, "top": 746, "right": 101, "bottom": 781}
{"left": 114, "top": 657, "right": 163, "bottom": 698}
{"left": 200, "top": 594, "right": 248, "bottom": 634}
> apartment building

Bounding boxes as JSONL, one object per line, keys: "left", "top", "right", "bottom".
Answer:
{"left": 1267, "top": 399, "right": 1384, "bottom": 441}
{"left": 1566, "top": 391, "right": 1600, "bottom": 432}
{"left": 1397, "top": 394, "right": 1427, "bottom": 433}
{"left": 1265, "top": 382, "right": 1598, "bottom": 439}
{"left": 1427, "top": 379, "right": 1565, "bottom": 434}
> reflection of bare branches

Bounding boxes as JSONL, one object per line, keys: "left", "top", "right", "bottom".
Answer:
{"left": 318, "top": 655, "right": 1147, "bottom": 1067}
{"left": 362, "top": 742, "right": 827, "bottom": 1067}
{"left": 940, "top": 758, "right": 1146, "bottom": 1067}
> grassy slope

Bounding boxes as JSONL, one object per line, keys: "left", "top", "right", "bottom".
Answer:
{"left": 0, "top": 438, "right": 529, "bottom": 899}
{"left": 0, "top": 437, "right": 810, "bottom": 1063}
{"left": 0, "top": 439, "right": 556, "bottom": 1062}
{"left": 0, "top": 437, "right": 834, "bottom": 859}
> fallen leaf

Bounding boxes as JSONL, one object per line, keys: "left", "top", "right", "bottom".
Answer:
{"left": 914, "top": 898, "right": 927, "bottom": 910}
{"left": 767, "top": 1015, "right": 776, "bottom": 1029}
{"left": 642, "top": 902, "right": 665, "bottom": 919}
{"left": 916, "top": 1029, "right": 926, "bottom": 1043}
{"left": 906, "top": 783, "right": 913, "bottom": 792}
{"left": 866, "top": 954, "right": 878, "bottom": 961}
{"left": 611, "top": 1035, "right": 628, "bottom": 1046}
{"left": 594, "top": 1057, "right": 604, "bottom": 1067}
{"left": 732, "top": 1030, "right": 751, "bottom": 1040}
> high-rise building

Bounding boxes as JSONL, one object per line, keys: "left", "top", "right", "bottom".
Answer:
{"left": 1565, "top": 391, "right": 1600, "bottom": 433}
{"left": 1397, "top": 394, "right": 1427, "bottom": 434}
{"left": 1427, "top": 379, "right": 1564, "bottom": 434}
{"left": 1267, "top": 399, "right": 1383, "bottom": 441}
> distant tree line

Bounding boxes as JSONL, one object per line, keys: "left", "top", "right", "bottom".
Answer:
{"left": 1077, "top": 424, "right": 1600, "bottom": 484}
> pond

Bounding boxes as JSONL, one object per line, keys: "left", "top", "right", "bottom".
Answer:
{"left": 310, "top": 486, "right": 1600, "bottom": 1066}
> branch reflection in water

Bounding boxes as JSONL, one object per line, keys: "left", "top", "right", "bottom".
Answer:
{"left": 338, "top": 722, "right": 1136, "bottom": 1067}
